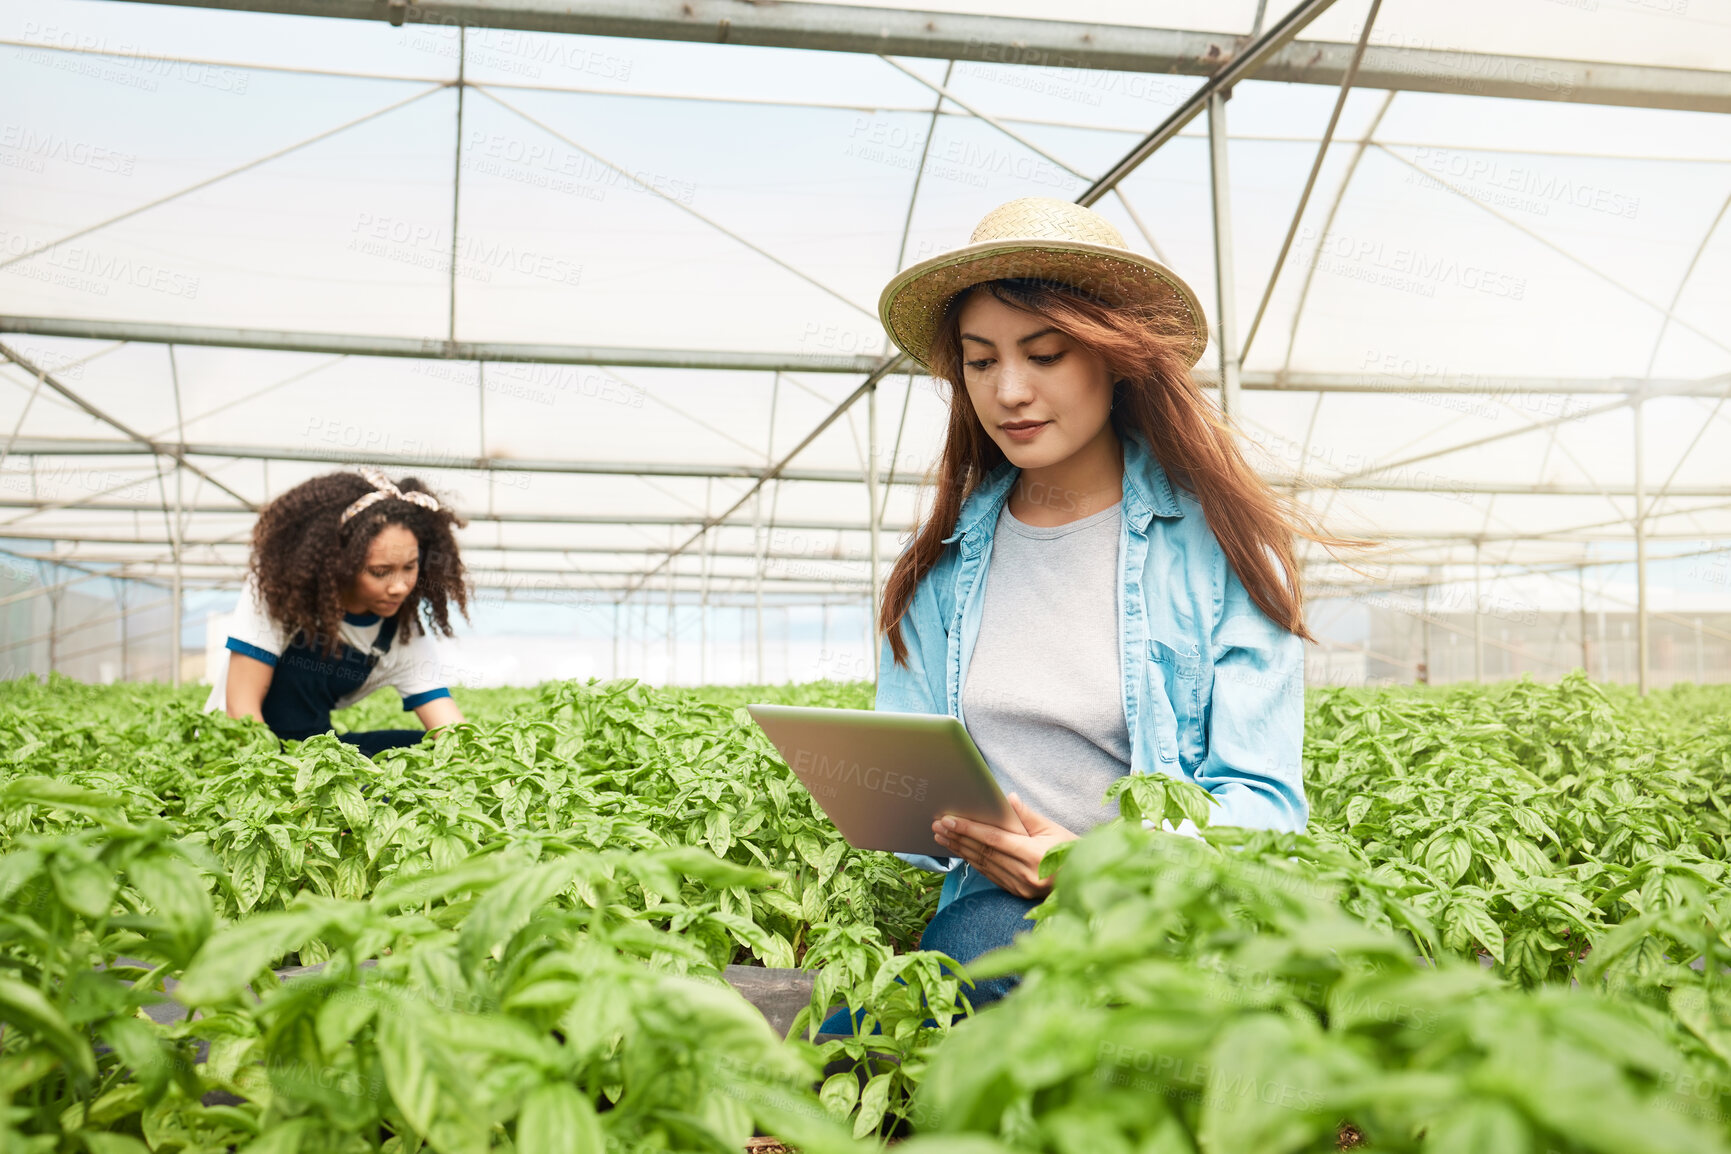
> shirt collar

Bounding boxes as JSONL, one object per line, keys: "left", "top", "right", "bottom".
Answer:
{"left": 343, "top": 611, "right": 381, "bottom": 626}
{"left": 945, "top": 428, "right": 1184, "bottom": 544}
{"left": 945, "top": 461, "right": 1019, "bottom": 545}
{"left": 1121, "top": 430, "right": 1185, "bottom": 528}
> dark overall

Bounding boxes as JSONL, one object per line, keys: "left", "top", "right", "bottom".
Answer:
{"left": 260, "top": 616, "right": 427, "bottom": 757}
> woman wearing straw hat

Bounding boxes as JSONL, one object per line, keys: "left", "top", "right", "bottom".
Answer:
{"left": 206, "top": 468, "right": 470, "bottom": 757}
{"left": 867, "top": 196, "right": 1344, "bottom": 1009}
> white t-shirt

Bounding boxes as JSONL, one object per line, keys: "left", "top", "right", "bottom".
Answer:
{"left": 203, "top": 581, "right": 454, "bottom": 716}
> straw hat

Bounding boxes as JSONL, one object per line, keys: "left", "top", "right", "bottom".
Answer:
{"left": 878, "top": 197, "right": 1208, "bottom": 370}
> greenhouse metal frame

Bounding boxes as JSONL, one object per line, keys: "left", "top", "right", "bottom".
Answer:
{"left": 2, "top": 0, "right": 1728, "bottom": 691}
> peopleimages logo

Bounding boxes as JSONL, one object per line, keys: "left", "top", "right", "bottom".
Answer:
{"left": 1295, "top": 225, "right": 1526, "bottom": 301}
{"left": 791, "top": 748, "right": 928, "bottom": 802}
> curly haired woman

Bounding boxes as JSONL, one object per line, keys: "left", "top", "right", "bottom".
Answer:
{"left": 203, "top": 468, "right": 471, "bottom": 757}
{"left": 850, "top": 197, "right": 1353, "bottom": 1014}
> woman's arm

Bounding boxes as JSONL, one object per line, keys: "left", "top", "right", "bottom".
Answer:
{"left": 220, "top": 580, "right": 286, "bottom": 724}
{"left": 225, "top": 653, "right": 275, "bottom": 723}
{"left": 1192, "top": 563, "right": 1309, "bottom": 831}
{"left": 875, "top": 592, "right": 947, "bottom": 716}
{"left": 412, "top": 695, "right": 464, "bottom": 735}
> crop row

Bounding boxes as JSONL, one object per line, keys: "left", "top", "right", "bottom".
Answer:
{"left": 1, "top": 672, "right": 1729, "bottom": 1152}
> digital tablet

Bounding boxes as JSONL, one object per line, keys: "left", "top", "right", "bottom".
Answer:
{"left": 746, "top": 704, "right": 1026, "bottom": 857}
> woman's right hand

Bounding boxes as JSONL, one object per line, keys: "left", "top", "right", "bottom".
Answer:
{"left": 932, "top": 793, "right": 1078, "bottom": 900}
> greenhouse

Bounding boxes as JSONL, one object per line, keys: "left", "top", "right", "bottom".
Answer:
{"left": 3, "top": 0, "right": 1731, "bottom": 1151}
{"left": 3, "top": 0, "right": 1727, "bottom": 691}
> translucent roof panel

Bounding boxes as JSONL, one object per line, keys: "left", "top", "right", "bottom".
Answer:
{"left": 1, "top": 0, "right": 1728, "bottom": 605}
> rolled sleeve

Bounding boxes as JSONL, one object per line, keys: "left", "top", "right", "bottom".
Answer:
{"left": 401, "top": 687, "right": 451, "bottom": 711}
{"left": 1195, "top": 568, "right": 1308, "bottom": 832}
{"left": 225, "top": 637, "right": 278, "bottom": 667}
{"left": 224, "top": 581, "right": 286, "bottom": 663}
{"left": 875, "top": 573, "right": 947, "bottom": 716}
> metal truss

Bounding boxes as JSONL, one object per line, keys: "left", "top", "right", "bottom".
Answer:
{"left": 7, "top": 0, "right": 1730, "bottom": 691}
{"left": 12, "top": 320, "right": 1730, "bottom": 398}
{"left": 111, "top": 0, "right": 1731, "bottom": 113}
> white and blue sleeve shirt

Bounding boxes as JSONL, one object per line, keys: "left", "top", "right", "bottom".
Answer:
{"left": 203, "top": 580, "right": 454, "bottom": 725}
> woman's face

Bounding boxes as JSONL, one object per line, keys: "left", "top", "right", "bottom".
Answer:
{"left": 955, "top": 290, "right": 1115, "bottom": 471}
{"left": 347, "top": 523, "right": 419, "bottom": 617}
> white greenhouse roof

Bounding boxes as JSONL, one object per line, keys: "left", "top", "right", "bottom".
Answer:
{"left": 2, "top": 0, "right": 1728, "bottom": 607}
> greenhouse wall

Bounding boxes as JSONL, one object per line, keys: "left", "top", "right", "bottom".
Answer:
{"left": 11, "top": 562, "right": 1731, "bottom": 690}
{"left": 0, "top": 558, "right": 175, "bottom": 684}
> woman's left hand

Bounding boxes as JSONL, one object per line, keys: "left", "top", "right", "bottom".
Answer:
{"left": 932, "top": 793, "right": 1078, "bottom": 900}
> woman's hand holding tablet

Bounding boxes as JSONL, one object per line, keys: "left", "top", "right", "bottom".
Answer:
{"left": 746, "top": 704, "right": 1027, "bottom": 858}
{"left": 931, "top": 793, "right": 1079, "bottom": 899}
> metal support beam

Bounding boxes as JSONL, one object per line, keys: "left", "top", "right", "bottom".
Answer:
{"left": 867, "top": 380, "right": 881, "bottom": 683}
{"left": 0, "top": 342, "right": 256, "bottom": 510}
{"left": 0, "top": 362, "right": 46, "bottom": 478}
{"left": 116, "top": 580, "right": 129, "bottom": 681}
{"left": 1309, "top": 392, "right": 1638, "bottom": 493}
{"left": 1419, "top": 565, "right": 1433, "bottom": 684}
{"left": 17, "top": 542, "right": 1731, "bottom": 603}
{"left": 752, "top": 374, "right": 780, "bottom": 682}
{"left": 1634, "top": 395, "right": 1650, "bottom": 695}
{"left": 60, "top": 542, "right": 1731, "bottom": 580}
{"left": 0, "top": 541, "right": 886, "bottom": 568}
{"left": 108, "top": 0, "right": 1731, "bottom": 114}
{"left": 166, "top": 345, "right": 186, "bottom": 688}
{"left": 474, "top": 83, "right": 875, "bottom": 321}
{"left": 3, "top": 563, "right": 878, "bottom": 594}
{"left": 1309, "top": 539, "right": 1731, "bottom": 595}
{"left": 881, "top": 373, "right": 918, "bottom": 516}
{"left": 619, "top": 353, "right": 909, "bottom": 599}
{"left": 665, "top": 528, "right": 676, "bottom": 683}
{"left": 1, "top": 547, "right": 172, "bottom": 591}
{"left": 1299, "top": 479, "right": 1731, "bottom": 499}
{"left": 7, "top": 471, "right": 1726, "bottom": 505}
{"left": 1207, "top": 90, "right": 1241, "bottom": 419}
{"left": 0, "top": 85, "right": 446, "bottom": 276}
{"left": 0, "top": 569, "right": 101, "bottom": 610}
{"left": 0, "top": 499, "right": 918, "bottom": 534}
{"left": 9, "top": 320, "right": 1729, "bottom": 397}
{"left": 9, "top": 517, "right": 1731, "bottom": 554}
{"left": 1375, "top": 145, "right": 1731, "bottom": 359}
{"left": 1332, "top": 595, "right": 1581, "bottom": 677}
{"left": 1472, "top": 540, "right": 1484, "bottom": 682}
{"left": 700, "top": 480, "right": 713, "bottom": 684}
{"left": 449, "top": 28, "right": 466, "bottom": 342}
{"left": 1277, "top": 91, "right": 1394, "bottom": 378}
{"left": 1240, "top": 0, "right": 1381, "bottom": 363}
{"left": 43, "top": 559, "right": 57, "bottom": 675}
{"left": 0, "top": 316, "right": 881, "bottom": 374}
{"left": 486, "top": 569, "right": 875, "bottom": 592}
{"left": 2, "top": 594, "right": 174, "bottom": 661}
{"left": 1082, "top": 0, "right": 1340, "bottom": 205}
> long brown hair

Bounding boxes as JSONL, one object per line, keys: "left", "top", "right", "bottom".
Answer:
{"left": 250, "top": 471, "right": 470, "bottom": 657}
{"left": 881, "top": 278, "right": 1361, "bottom": 666}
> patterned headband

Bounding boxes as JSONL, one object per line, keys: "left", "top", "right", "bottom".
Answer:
{"left": 339, "top": 467, "right": 443, "bottom": 526}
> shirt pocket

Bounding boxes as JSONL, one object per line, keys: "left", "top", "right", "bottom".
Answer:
{"left": 1146, "top": 636, "right": 1205, "bottom": 770}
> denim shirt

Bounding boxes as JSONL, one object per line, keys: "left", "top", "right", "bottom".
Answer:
{"left": 877, "top": 431, "right": 1307, "bottom": 910}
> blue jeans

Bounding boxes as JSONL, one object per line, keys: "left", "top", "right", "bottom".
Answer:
{"left": 818, "top": 888, "right": 1040, "bottom": 1035}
